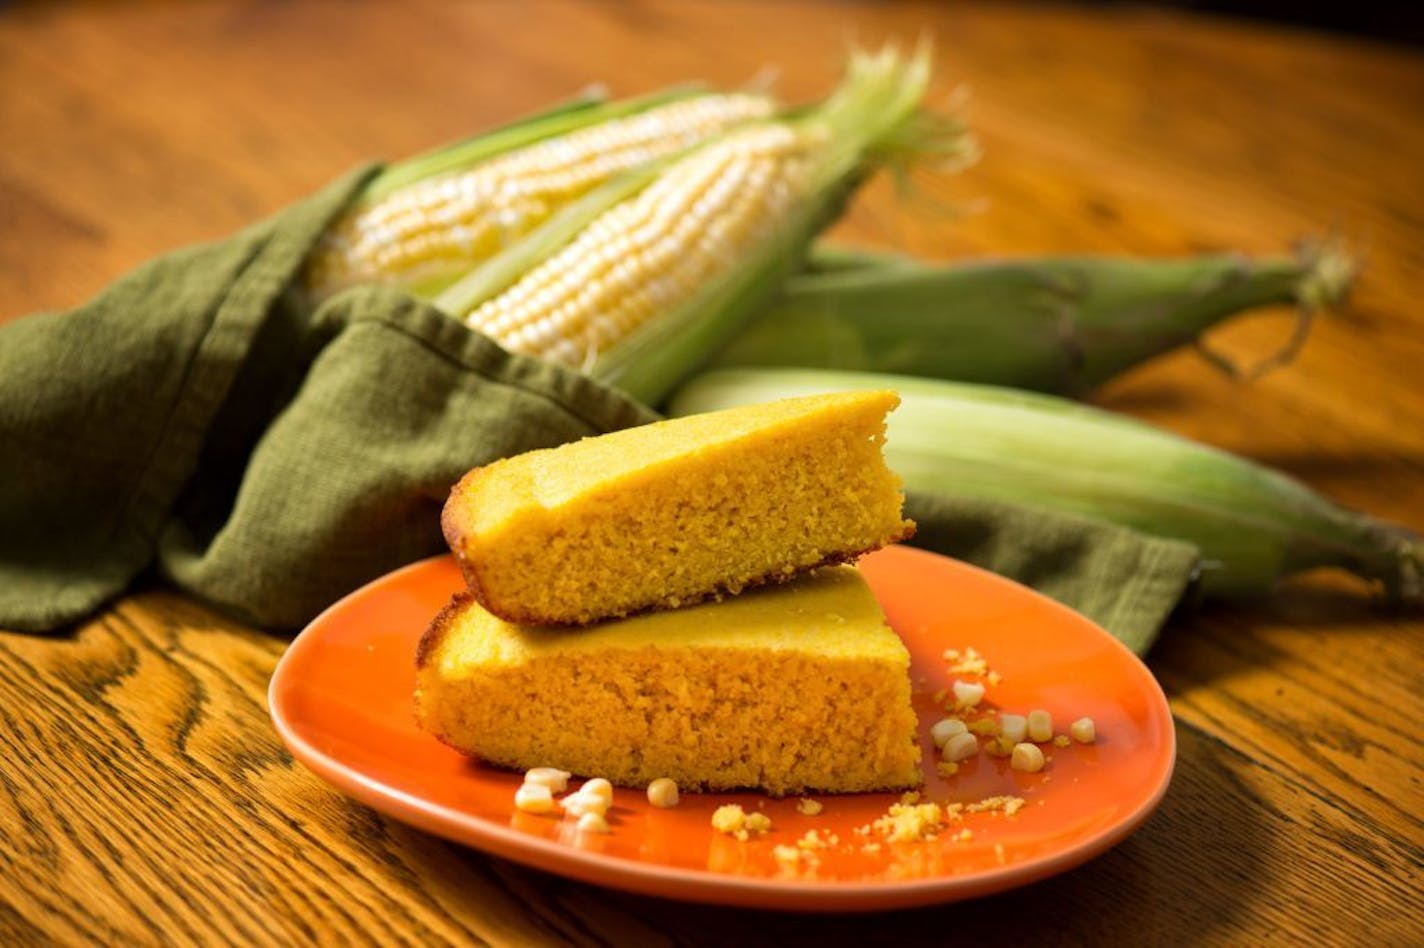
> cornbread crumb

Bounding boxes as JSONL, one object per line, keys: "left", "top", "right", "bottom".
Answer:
{"left": 945, "top": 646, "right": 989, "bottom": 676}
{"left": 872, "top": 802, "right": 949, "bottom": 843}
{"left": 943, "top": 646, "right": 1001, "bottom": 683}
{"left": 967, "top": 718, "right": 999, "bottom": 737}
{"left": 712, "top": 804, "right": 746, "bottom": 835}
{"left": 900, "top": 791, "right": 921, "bottom": 805}
{"left": 745, "top": 813, "right": 772, "bottom": 837}
{"left": 861, "top": 842, "right": 882, "bottom": 854}
{"left": 797, "top": 829, "right": 836, "bottom": 850}
{"left": 712, "top": 805, "right": 773, "bottom": 841}
{"left": 955, "top": 828, "right": 974, "bottom": 841}
{"left": 994, "top": 843, "right": 1006, "bottom": 864}
{"left": 983, "top": 736, "right": 1015, "bottom": 758}
{"left": 1053, "top": 734, "right": 1072, "bottom": 749}
{"left": 967, "top": 795, "right": 1026, "bottom": 816}
{"left": 935, "top": 761, "right": 959, "bottom": 778}
{"left": 796, "top": 798, "right": 823, "bottom": 816}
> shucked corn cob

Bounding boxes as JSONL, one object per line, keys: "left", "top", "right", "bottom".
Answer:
{"left": 458, "top": 121, "right": 818, "bottom": 369}
{"left": 304, "top": 90, "right": 776, "bottom": 299}
{"left": 668, "top": 368, "right": 1423, "bottom": 603}
{"left": 712, "top": 241, "right": 1355, "bottom": 393}
{"left": 436, "top": 45, "right": 964, "bottom": 404}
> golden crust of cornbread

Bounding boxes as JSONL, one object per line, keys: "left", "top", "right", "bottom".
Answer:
{"left": 441, "top": 390, "right": 915, "bottom": 626}
{"left": 415, "top": 565, "right": 923, "bottom": 795}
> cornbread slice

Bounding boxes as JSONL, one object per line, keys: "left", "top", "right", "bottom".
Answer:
{"left": 442, "top": 390, "right": 914, "bottom": 625}
{"left": 415, "top": 565, "right": 923, "bottom": 795}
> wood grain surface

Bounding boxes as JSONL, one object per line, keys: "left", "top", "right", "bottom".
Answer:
{"left": 2, "top": 1, "right": 1422, "bottom": 944}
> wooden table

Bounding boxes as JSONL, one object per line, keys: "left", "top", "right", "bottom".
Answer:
{"left": 3, "top": 2, "right": 1421, "bottom": 943}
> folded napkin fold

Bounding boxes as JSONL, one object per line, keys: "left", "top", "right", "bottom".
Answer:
{"left": 0, "top": 170, "right": 1197, "bottom": 653}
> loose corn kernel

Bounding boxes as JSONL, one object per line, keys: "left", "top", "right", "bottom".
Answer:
{"left": 1011, "top": 742, "right": 1046, "bottom": 773}
{"left": 577, "top": 812, "right": 610, "bottom": 834}
{"left": 930, "top": 717, "right": 968, "bottom": 747}
{"left": 524, "top": 767, "right": 571, "bottom": 793}
{"left": 942, "top": 731, "right": 979, "bottom": 762}
{"left": 1027, "top": 709, "right": 1053, "bottom": 743}
{"left": 514, "top": 783, "right": 554, "bottom": 813}
{"left": 1071, "top": 717, "right": 1097, "bottom": 743}
{"left": 561, "top": 791, "right": 609, "bottom": 818}
{"left": 952, "top": 679, "right": 986, "bottom": 709}
{"left": 998, "top": 714, "right": 1027, "bottom": 744}
{"left": 647, "top": 778, "right": 680, "bottom": 808}
{"left": 580, "top": 778, "right": 614, "bottom": 805}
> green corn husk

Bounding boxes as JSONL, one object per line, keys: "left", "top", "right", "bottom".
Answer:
{"left": 667, "top": 368, "right": 1422, "bottom": 602}
{"left": 709, "top": 241, "right": 1355, "bottom": 392}
{"left": 359, "top": 87, "right": 620, "bottom": 201}
{"left": 438, "top": 45, "right": 971, "bottom": 405}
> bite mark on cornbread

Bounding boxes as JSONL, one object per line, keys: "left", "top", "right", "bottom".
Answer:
{"left": 415, "top": 565, "right": 922, "bottom": 796}
{"left": 440, "top": 390, "right": 914, "bottom": 626}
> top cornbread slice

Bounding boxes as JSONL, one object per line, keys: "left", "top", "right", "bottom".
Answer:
{"left": 441, "top": 390, "right": 914, "bottom": 625}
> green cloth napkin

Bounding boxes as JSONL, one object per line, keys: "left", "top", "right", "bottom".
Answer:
{"left": 0, "top": 169, "right": 1198, "bottom": 652}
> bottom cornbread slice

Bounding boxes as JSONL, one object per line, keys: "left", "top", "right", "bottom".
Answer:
{"left": 415, "top": 565, "right": 922, "bottom": 796}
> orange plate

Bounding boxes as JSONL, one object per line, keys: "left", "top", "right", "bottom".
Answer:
{"left": 269, "top": 545, "right": 1174, "bottom": 912}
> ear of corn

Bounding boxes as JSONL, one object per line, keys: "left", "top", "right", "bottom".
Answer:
{"left": 710, "top": 241, "right": 1355, "bottom": 392}
{"left": 666, "top": 367, "right": 1422, "bottom": 603}
{"left": 304, "top": 88, "right": 778, "bottom": 300}
{"left": 438, "top": 44, "right": 968, "bottom": 405}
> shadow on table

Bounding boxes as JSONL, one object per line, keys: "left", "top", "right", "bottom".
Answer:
{"left": 386, "top": 722, "right": 1279, "bottom": 946}
{"left": 1158, "top": 576, "right": 1417, "bottom": 652}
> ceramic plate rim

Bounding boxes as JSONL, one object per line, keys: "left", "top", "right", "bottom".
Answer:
{"left": 269, "top": 548, "right": 1176, "bottom": 912}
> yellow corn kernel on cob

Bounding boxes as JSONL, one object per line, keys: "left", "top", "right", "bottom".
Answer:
{"left": 436, "top": 45, "right": 959, "bottom": 404}
{"left": 305, "top": 92, "right": 775, "bottom": 299}
{"left": 462, "top": 121, "right": 822, "bottom": 369}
